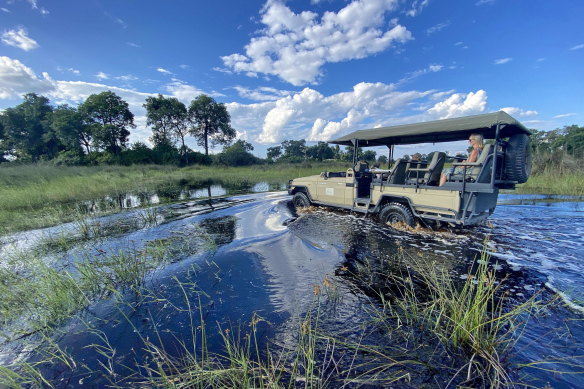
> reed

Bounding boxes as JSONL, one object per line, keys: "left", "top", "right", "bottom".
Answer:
{"left": 0, "top": 162, "right": 348, "bottom": 235}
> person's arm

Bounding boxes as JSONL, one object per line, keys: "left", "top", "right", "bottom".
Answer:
{"left": 468, "top": 147, "right": 479, "bottom": 163}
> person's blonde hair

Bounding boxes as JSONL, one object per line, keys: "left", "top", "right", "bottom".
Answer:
{"left": 470, "top": 133, "right": 484, "bottom": 148}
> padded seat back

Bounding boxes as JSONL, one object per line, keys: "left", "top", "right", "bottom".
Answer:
{"left": 387, "top": 158, "right": 408, "bottom": 184}
{"left": 425, "top": 152, "right": 446, "bottom": 185}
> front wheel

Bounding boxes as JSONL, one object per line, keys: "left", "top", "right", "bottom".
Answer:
{"left": 379, "top": 202, "right": 415, "bottom": 227}
{"left": 292, "top": 192, "right": 311, "bottom": 208}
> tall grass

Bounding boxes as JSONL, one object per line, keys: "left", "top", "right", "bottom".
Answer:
{"left": 0, "top": 162, "right": 348, "bottom": 235}
{"left": 352, "top": 243, "right": 545, "bottom": 388}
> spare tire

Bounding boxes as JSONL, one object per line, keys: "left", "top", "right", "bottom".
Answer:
{"left": 504, "top": 133, "right": 532, "bottom": 183}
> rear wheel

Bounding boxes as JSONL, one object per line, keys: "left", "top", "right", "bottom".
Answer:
{"left": 379, "top": 202, "right": 415, "bottom": 227}
{"left": 293, "top": 192, "right": 311, "bottom": 208}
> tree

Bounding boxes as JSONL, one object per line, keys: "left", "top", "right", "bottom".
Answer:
{"left": 51, "top": 105, "right": 93, "bottom": 154}
{"left": 80, "top": 91, "right": 135, "bottom": 154}
{"left": 0, "top": 93, "right": 56, "bottom": 161}
{"left": 216, "top": 139, "right": 257, "bottom": 166}
{"left": 281, "top": 139, "right": 306, "bottom": 161}
{"left": 144, "top": 94, "right": 189, "bottom": 151}
{"left": 266, "top": 145, "right": 282, "bottom": 161}
{"left": 377, "top": 155, "right": 388, "bottom": 165}
{"left": 306, "top": 141, "right": 334, "bottom": 161}
{"left": 362, "top": 150, "right": 377, "bottom": 162}
{"left": 188, "top": 95, "right": 235, "bottom": 155}
{"left": 343, "top": 145, "right": 363, "bottom": 162}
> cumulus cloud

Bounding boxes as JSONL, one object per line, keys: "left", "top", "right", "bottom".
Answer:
{"left": 1, "top": 27, "right": 39, "bottom": 51}
{"left": 427, "top": 90, "right": 488, "bottom": 119}
{"left": 494, "top": 57, "right": 512, "bottom": 65}
{"left": 500, "top": 107, "right": 538, "bottom": 117}
{"left": 0, "top": 56, "right": 53, "bottom": 98}
{"left": 222, "top": 0, "right": 412, "bottom": 86}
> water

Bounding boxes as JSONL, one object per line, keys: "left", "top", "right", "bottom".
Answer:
{"left": 0, "top": 191, "right": 583, "bottom": 387}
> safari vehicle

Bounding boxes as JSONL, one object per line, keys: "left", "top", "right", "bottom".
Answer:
{"left": 288, "top": 111, "right": 532, "bottom": 227}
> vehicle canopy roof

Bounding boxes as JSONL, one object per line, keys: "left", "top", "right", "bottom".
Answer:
{"left": 328, "top": 111, "right": 531, "bottom": 147}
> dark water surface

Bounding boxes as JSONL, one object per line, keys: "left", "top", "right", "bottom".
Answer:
{"left": 0, "top": 192, "right": 583, "bottom": 388}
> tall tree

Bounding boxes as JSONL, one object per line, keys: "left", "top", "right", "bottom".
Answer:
{"left": 281, "top": 139, "right": 306, "bottom": 160}
{"left": 188, "top": 95, "right": 235, "bottom": 155}
{"left": 51, "top": 105, "right": 93, "bottom": 154}
{"left": 144, "top": 94, "right": 189, "bottom": 151}
{"left": 306, "top": 141, "right": 334, "bottom": 161}
{"left": 80, "top": 91, "right": 135, "bottom": 154}
{"left": 266, "top": 145, "right": 282, "bottom": 161}
{"left": 0, "top": 93, "right": 55, "bottom": 161}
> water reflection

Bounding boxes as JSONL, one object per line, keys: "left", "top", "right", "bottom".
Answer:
{"left": 77, "top": 180, "right": 287, "bottom": 215}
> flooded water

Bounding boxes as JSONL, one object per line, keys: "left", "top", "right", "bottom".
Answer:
{"left": 0, "top": 191, "right": 583, "bottom": 388}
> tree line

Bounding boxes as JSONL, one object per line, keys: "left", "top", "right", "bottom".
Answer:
{"left": 0, "top": 92, "right": 238, "bottom": 166}
{"left": 1, "top": 92, "right": 582, "bottom": 169}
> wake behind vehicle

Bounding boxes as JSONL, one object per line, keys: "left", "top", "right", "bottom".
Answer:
{"left": 288, "top": 111, "right": 532, "bottom": 227}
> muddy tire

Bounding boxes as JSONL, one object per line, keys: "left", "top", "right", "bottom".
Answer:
{"left": 293, "top": 192, "right": 311, "bottom": 208}
{"left": 505, "top": 133, "right": 532, "bottom": 183}
{"left": 379, "top": 202, "right": 415, "bottom": 227}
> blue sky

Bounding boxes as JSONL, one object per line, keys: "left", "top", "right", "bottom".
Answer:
{"left": 1, "top": 0, "right": 583, "bottom": 157}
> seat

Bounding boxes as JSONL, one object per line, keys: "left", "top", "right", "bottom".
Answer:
{"left": 385, "top": 158, "right": 408, "bottom": 184}
{"left": 406, "top": 152, "right": 446, "bottom": 186}
{"left": 448, "top": 144, "right": 492, "bottom": 183}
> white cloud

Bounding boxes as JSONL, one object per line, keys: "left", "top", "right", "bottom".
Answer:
{"left": 427, "top": 90, "right": 488, "bottom": 119}
{"left": 0, "top": 56, "right": 53, "bottom": 98}
{"left": 0, "top": 56, "right": 492, "bottom": 154}
{"left": 253, "top": 82, "right": 437, "bottom": 143}
{"left": 494, "top": 57, "right": 512, "bottom": 65}
{"left": 500, "top": 107, "right": 538, "bottom": 117}
{"left": 569, "top": 44, "right": 584, "bottom": 51}
{"left": 116, "top": 74, "right": 138, "bottom": 82}
{"left": 157, "top": 67, "right": 173, "bottom": 75}
{"left": 426, "top": 21, "right": 450, "bottom": 35}
{"left": 397, "top": 63, "right": 444, "bottom": 85}
{"left": 234, "top": 86, "right": 293, "bottom": 101}
{"left": 1, "top": 7, "right": 11, "bottom": 13}
{"left": 179, "top": 64, "right": 190, "bottom": 70}
{"left": 406, "top": 0, "right": 430, "bottom": 17}
{"left": 476, "top": 0, "right": 495, "bottom": 5}
{"left": 553, "top": 113, "right": 576, "bottom": 119}
{"left": 95, "top": 72, "right": 109, "bottom": 80}
{"left": 23, "top": 0, "right": 48, "bottom": 14}
{"left": 127, "top": 42, "right": 141, "bottom": 48}
{"left": 222, "top": 0, "right": 412, "bottom": 86}
{"left": 1, "top": 27, "right": 39, "bottom": 51}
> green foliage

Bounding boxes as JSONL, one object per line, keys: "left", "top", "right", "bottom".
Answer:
{"left": 79, "top": 91, "right": 135, "bottom": 154}
{"left": 306, "top": 141, "right": 334, "bottom": 161}
{"left": 189, "top": 95, "right": 236, "bottom": 155}
{"left": 0, "top": 93, "right": 57, "bottom": 161}
{"left": 280, "top": 139, "right": 306, "bottom": 162}
{"left": 51, "top": 104, "right": 92, "bottom": 155}
{"left": 144, "top": 94, "right": 189, "bottom": 149}
{"left": 266, "top": 145, "right": 282, "bottom": 161}
{"left": 216, "top": 140, "right": 258, "bottom": 166}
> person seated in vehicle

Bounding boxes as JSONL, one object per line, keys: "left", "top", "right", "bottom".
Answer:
{"left": 439, "top": 133, "right": 484, "bottom": 186}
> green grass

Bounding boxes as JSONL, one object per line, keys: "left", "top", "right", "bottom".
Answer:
{"left": 517, "top": 170, "right": 584, "bottom": 196}
{"left": 0, "top": 162, "right": 348, "bottom": 235}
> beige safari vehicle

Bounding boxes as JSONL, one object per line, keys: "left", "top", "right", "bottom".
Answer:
{"left": 288, "top": 111, "right": 532, "bottom": 227}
